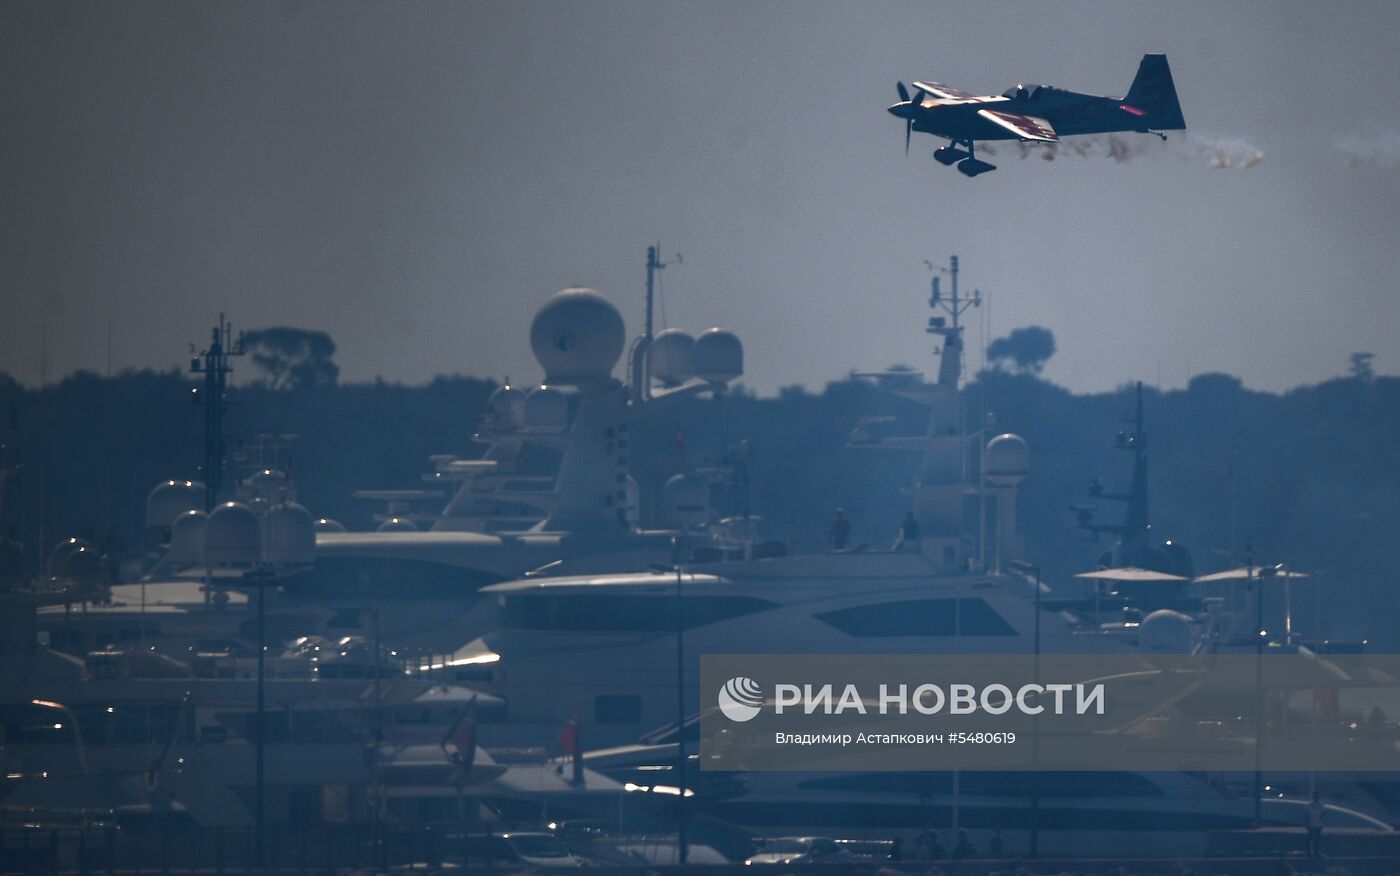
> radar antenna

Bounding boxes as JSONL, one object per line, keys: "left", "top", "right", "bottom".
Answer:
{"left": 923, "top": 254, "right": 981, "bottom": 334}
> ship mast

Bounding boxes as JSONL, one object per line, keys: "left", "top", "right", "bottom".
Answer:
{"left": 629, "top": 244, "right": 679, "bottom": 403}
{"left": 190, "top": 316, "right": 244, "bottom": 510}
{"left": 925, "top": 254, "right": 981, "bottom": 334}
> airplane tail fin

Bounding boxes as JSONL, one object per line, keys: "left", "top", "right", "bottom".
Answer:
{"left": 1124, "top": 54, "right": 1185, "bottom": 130}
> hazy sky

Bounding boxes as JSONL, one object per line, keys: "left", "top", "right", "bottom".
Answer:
{"left": 4, "top": 1, "right": 1399, "bottom": 395}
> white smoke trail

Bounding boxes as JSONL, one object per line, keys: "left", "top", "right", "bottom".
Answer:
{"left": 980, "top": 132, "right": 1264, "bottom": 169}
{"left": 1335, "top": 131, "right": 1400, "bottom": 167}
{"left": 1189, "top": 135, "right": 1265, "bottom": 169}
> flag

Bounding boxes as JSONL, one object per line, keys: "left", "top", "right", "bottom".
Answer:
{"left": 558, "top": 706, "right": 584, "bottom": 785}
{"left": 442, "top": 695, "right": 478, "bottom": 777}
{"left": 557, "top": 706, "right": 580, "bottom": 757}
{"left": 147, "top": 691, "right": 192, "bottom": 790}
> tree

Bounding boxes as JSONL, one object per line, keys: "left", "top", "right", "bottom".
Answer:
{"left": 243, "top": 328, "right": 340, "bottom": 389}
{"left": 1349, "top": 352, "right": 1376, "bottom": 383}
{"left": 986, "top": 326, "right": 1056, "bottom": 375}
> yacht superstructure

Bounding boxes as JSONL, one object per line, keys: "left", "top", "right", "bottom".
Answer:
{"left": 462, "top": 257, "right": 1052, "bottom": 747}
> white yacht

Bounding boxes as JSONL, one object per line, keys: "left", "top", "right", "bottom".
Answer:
{"left": 581, "top": 724, "right": 1391, "bottom": 858}
{"left": 446, "top": 259, "right": 1398, "bottom": 856}
{"left": 152, "top": 267, "right": 752, "bottom": 653}
{"left": 458, "top": 260, "right": 1065, "bottom": 746}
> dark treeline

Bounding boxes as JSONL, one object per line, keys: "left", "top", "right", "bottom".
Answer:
{"left": 0, "top": 366, "right": 1396, "bottom": 644}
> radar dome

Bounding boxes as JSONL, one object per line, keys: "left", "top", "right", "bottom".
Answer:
{"left": 529, "top": 288, "right": 625, "bottom": 385}
{"left": 985, "top": 433, "right": 1030, "bottom": 487}
{"left": 663, "top": 473, "right": 710, "bottom": 529}
{"left": 246, "top": 468, "right": 294, "bottom": 505}
{"left": 47, "top": 537, "right": 94, "bottom": 580}
{"left": 205, "top": 501, "right": 261, "bottom": 566}
{"left": 1160, "top": 539, "right": 1196, "bottom": 578}
{"left": 377, "top": 516, "right": 418, "bottom": 533}
{"left": 145, "top": 480, "right": 204, "bottom": 530}
{"left": 524, "top": 385, "right": 569, "bottom": 430}
{"left": 648, "top": 329, "right": 695, "bottom": 387}
{"left": 1139, "top": 609, "right": 1192, "bottom": 653}
{"left": 692, "top": 328, "right": 743, "bottom": 384}
{"left": 63, "top": 545, "right": 103, "bottom": 587}
{"left": 266, "top": 502, "right": 315, "bottom": 566}
{"left": 314, "top": 517, "right": 348, "bottom": 534}
{"left": 0, "top": 538, "right": 23, "bottom": 591}
{"left": 169, "top": 510, "right": 208, "bottom": 565}
{"left": 487, "top": 385, "right": 528, "bottom": 429}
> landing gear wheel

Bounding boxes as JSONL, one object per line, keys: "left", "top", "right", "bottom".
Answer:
{"left": 934, "top": 146, "right": 968, "bottom": 166}
{"left": 957, "top": 158, "right": 997, "bottom": 177}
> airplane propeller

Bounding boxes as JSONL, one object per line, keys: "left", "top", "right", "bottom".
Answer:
{"left": 896, "top": 82, "right": 913, "bottom": 155}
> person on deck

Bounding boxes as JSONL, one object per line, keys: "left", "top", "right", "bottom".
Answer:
{"left": 895, "top": 511, "right": 921, "bottom": 552}
{"left": 1306, "top": 791, "right": 1325, "bottom": 858}
{"left": 829, "top": 508, "right": 850, "bottom": 550}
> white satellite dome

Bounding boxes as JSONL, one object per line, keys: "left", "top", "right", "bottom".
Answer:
{"left": 377, "top": 516, "right": 418, "bottom": 533}
{"left": 523, "top": 385, "right": 569, "bottom": 430}
{"left": 246, "top": 468, "right": 294, "bottom": 505}
{"left": 529, "top": 288, "right": 625, "bottom": 385}
{"left": 1139, "top": 609, "right": 1192, "bottom": 653}
{"left": 663, "top": 473, "right": 710, "bottom": 529}
{"left": 169, "top": 510, "right": 208, "bottom": 565}
{"left": 62, "top": 545, "right": 103, "bottom": 585}
{"left": 985, "top": 433, "right": 1030, "bottom": 487}
{"left": 265, "top": 502, "right": 315, "bottom": 566}
{"left": 487, "top": 384, "right": 528, "bottom": 428}
{"left": 205, "top": 501, "right": 261, "bottom": 566}
{"left": 692, "top": 328, "right": 743, "bottom": 384}
{"left": 314, "top": 517, "right": 348, "bottom": 534}
{"left": 648, "top": 329, "right": 695, "bottom": 387}
{"left": 145, "top": 480, "right": 204, "bottom": 529}
{"left": 47, "top": 536, "right": 94, "bottom": 580}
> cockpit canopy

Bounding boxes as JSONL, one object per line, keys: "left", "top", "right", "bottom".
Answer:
{"left": 1002, "top": 83, "right": 1043, "bottom": 100}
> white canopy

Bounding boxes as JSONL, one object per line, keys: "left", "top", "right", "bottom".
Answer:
{"left": 1194, "top": 565, "right": 1311, "bottom": 583}
{"left": 1074, "top": 567, "right": 1190, "bottom": 583}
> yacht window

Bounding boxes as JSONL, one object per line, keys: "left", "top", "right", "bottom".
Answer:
{"left": 959, "top": 597, "right": 1019, "bottom": 636}
{"left": 799, "top": 773, "right": 953, "bottom": 795}
{"left": 960, "top": 771, "right": 1164, "bottom": 798}
{"left": 814, "top": 597, "right": 1015, "bottom": 637}
{"left": 313, "top": 556, "right": 502, "bottom": 599}
{"left": 500, "top": 593, "right": 776, "bottom": 632}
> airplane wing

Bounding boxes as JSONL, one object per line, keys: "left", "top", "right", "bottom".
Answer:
{"left": 910, "top": 81, "right": 988, "bottom": 102}
{"left": 977, "top": 109, "right": 1059, "bottom": 142}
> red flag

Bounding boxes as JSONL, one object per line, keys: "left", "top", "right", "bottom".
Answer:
{"left": 557, "top": 706, "right": 584, "bottom": 785}
{"left": 557, "top": 706, "right": 580, "bottom": 757}
{"left": 442, "top": 695, "right": 478, "bottom": 772}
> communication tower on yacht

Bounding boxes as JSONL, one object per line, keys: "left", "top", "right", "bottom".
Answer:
{"left": 852, "top": 256, "right": 1028, "bottom": 572}
{"left": 189, "top": 316, "right": 245, "bottom": 510}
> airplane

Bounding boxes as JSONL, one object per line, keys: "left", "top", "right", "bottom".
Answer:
{"left": 887, "top": 53, "right": 1186, "bottom": 177}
